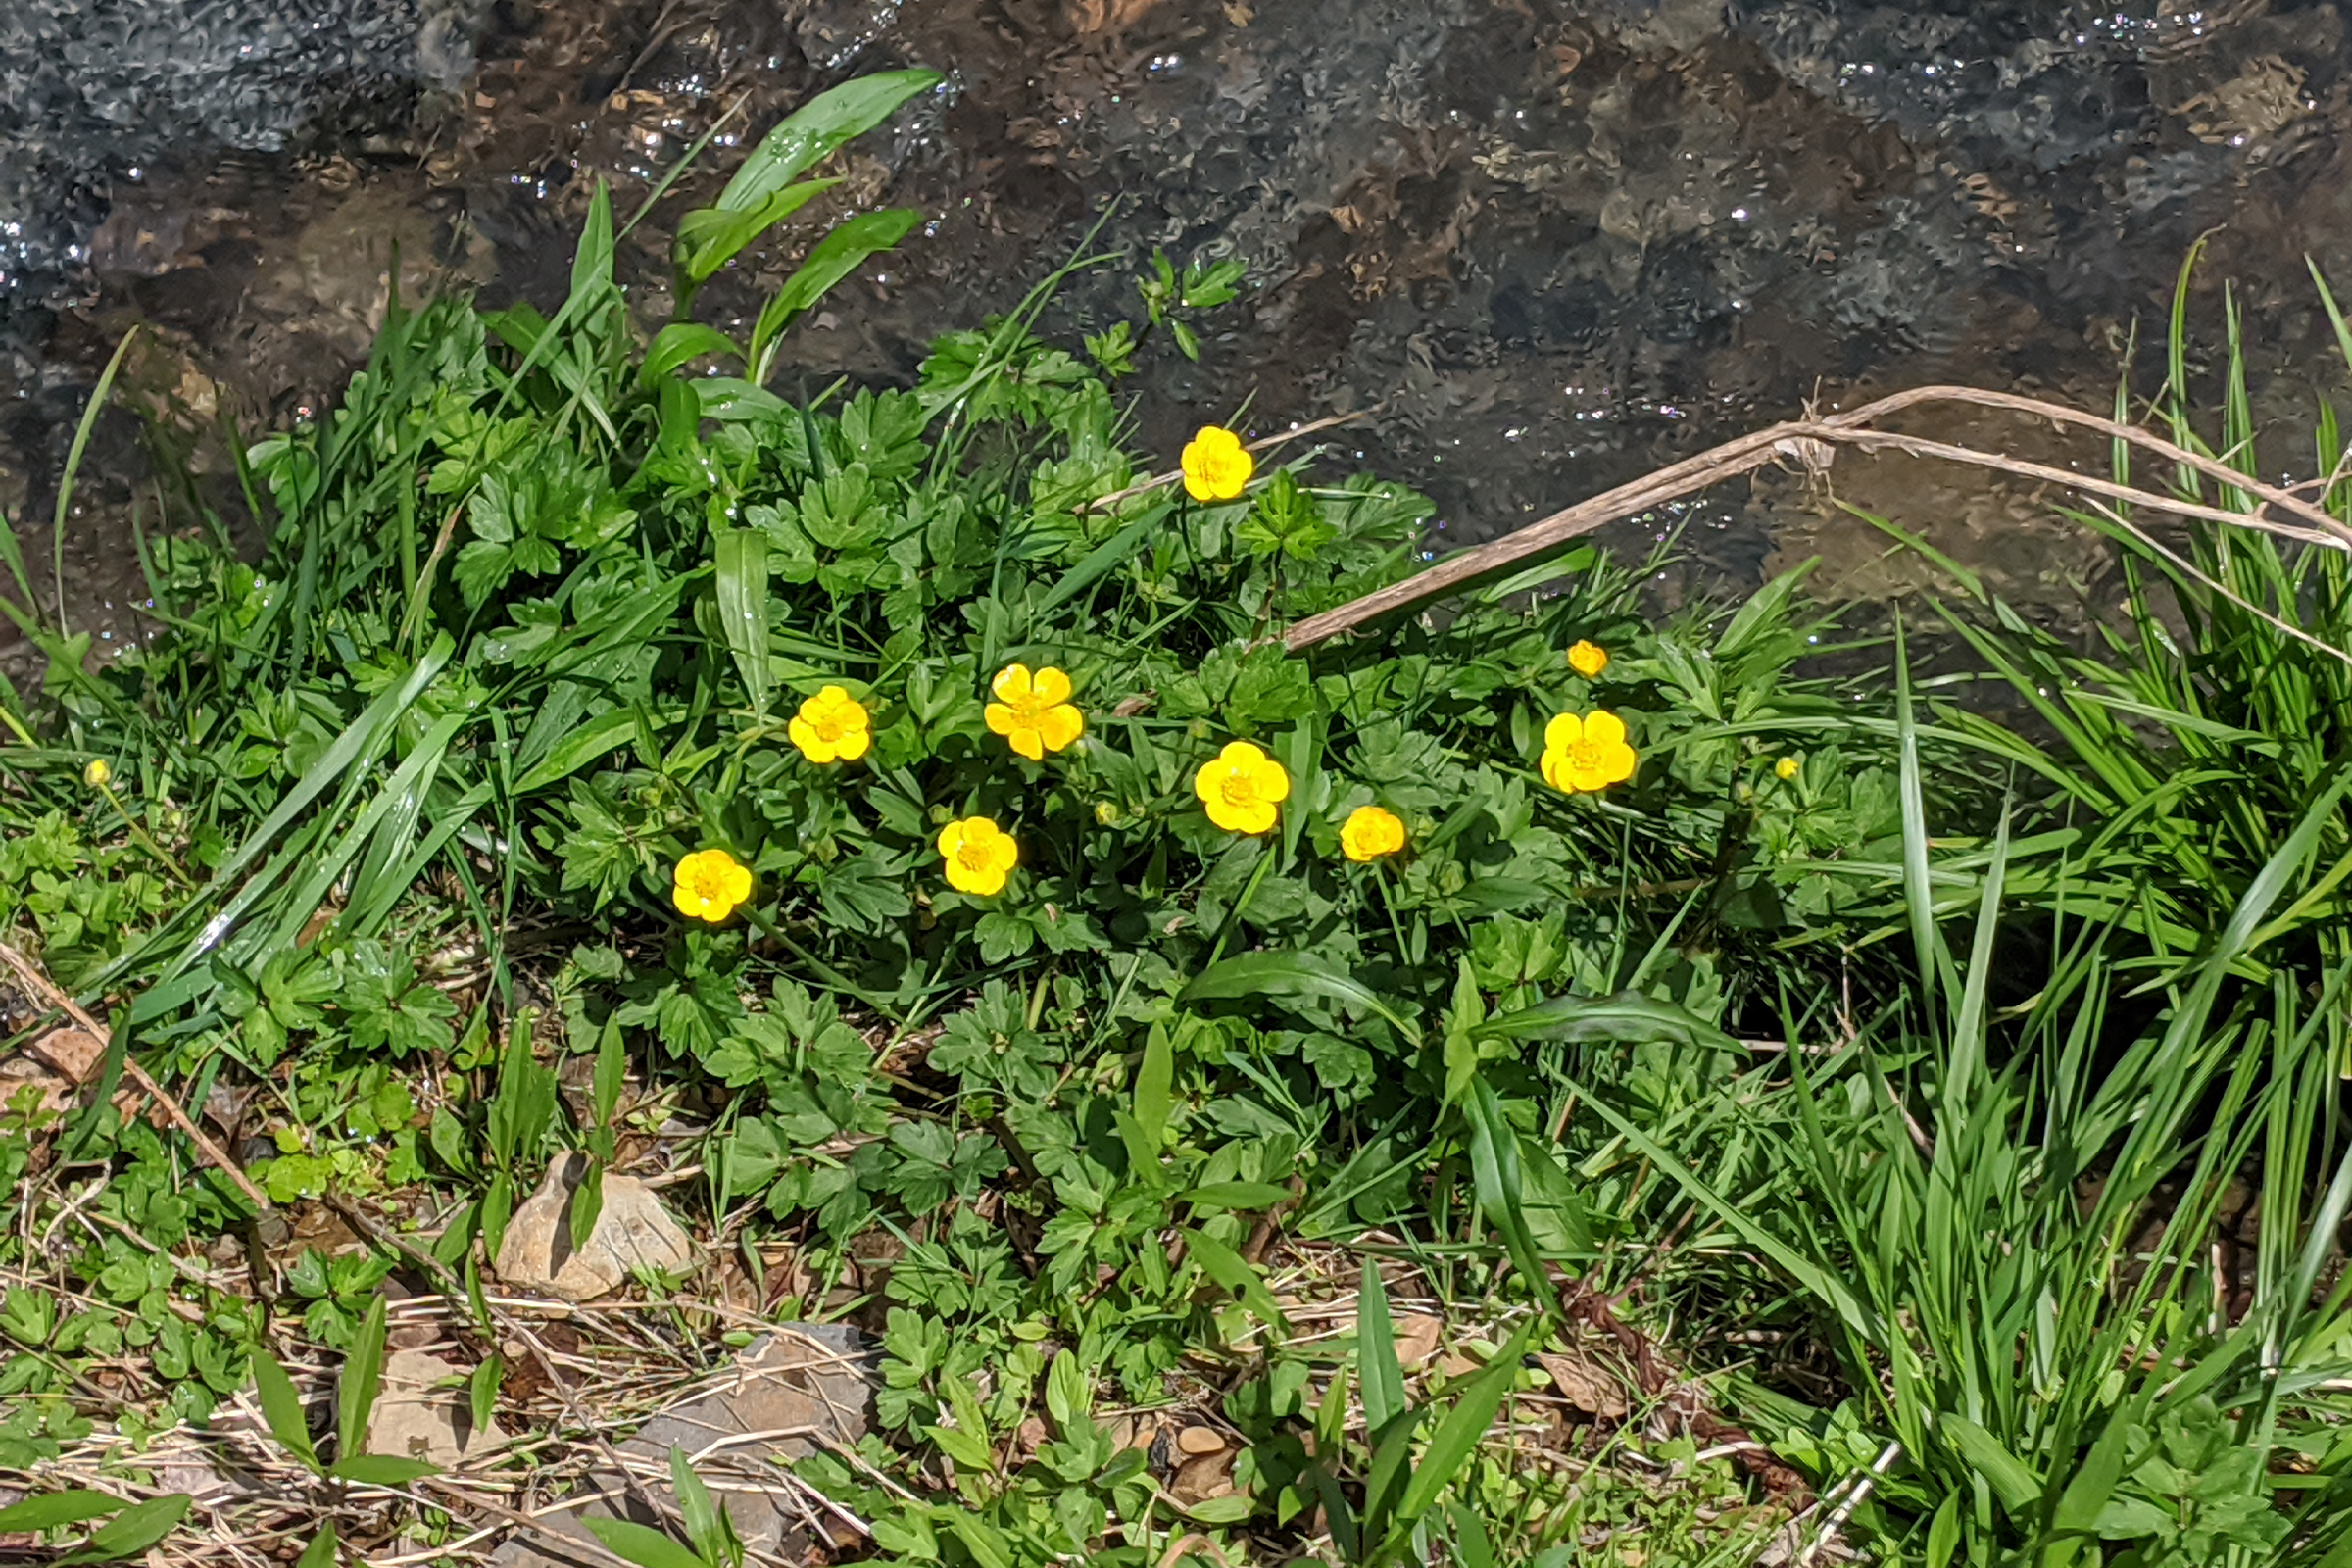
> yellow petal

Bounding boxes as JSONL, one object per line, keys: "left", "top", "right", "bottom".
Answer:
{"left": 1254, "top": 757, "right": 1291, "bottom": 803}
{"left": 1039, "top": 705, "right": 1084, "bottom": 752}
{"left": 1031, "top": 666, "right": 1072, "bottom": 706}
{"left": 937, "top": 821, "right": 966, "bottom": 859}
{"left": 834, "top": 727, "right": 870, "bottom": 761}
{"left": 1600, "top": 743, "right": 1638, "bottom": 784}
{"left": 1544, "top": 712, "right": 1584, "bottom": 751}
{"left": 1583, "top": 710, "right": 1627, "bottom": 748}
{"left": 1541, "top": 748, "right": 1578, "bottom": 793}
{"left": 788, "top": 716, "right": 832, "bottom": 762}
{"left": 1009, "top": 725, "right": 1045, "bottom": 761}
{"left": 992, "top": 664, "right": 1033, "bottom": 704}
{"left": 985, "top": 702, "right": 1017, "bottom": 736}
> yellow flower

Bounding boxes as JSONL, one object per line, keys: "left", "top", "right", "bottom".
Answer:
{"left": 1340, "top": 805, "right": 1406, "bottom": 862}
{"left": 789, "top": 685, "right": 871, "bottom": 764}
{"left": 986, "top": 664, "right": 1085, "bottom": 760}
{"left": 1776, "top": 756, "right": 1801, "bottom": 781}
{"left": 1180, "top": 425, "right": 1254, "bottom": 502}
{"left": 82, "top": 759, "right": 112, "bottom": 789}
{"left": 673, "top": 848, "right": 753, "bottom": 923}
{"left": 1540, "top": 710, "right": 1638, "bottom": 794}
{"left": 1194, "top": 740, "right": 1290, "bottom": 835}
{"left": 938, "top": 815, "right": 1018, "bottom": 897}
{"left": 1568, "top": 640, "right": 1609, "bottom": 678}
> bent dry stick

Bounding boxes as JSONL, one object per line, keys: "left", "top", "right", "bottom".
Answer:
{"left": 1279, "top": 382, "right": 2352, "bottom": 655}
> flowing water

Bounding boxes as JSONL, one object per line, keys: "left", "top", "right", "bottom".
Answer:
{"left": 8, "top": 0, "right": 2352, "bottom": 651}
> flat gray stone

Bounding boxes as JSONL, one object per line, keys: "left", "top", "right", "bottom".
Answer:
{"left": 488, "top": 1324, "right": 873, "bottom": 1568}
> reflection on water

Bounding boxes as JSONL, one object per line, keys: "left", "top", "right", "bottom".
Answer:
{"left": 9, "top": 0, "right": 2352, "bottom": 645}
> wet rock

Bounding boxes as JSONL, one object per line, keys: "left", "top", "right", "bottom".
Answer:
{"left": 368, "top": 1348, "right": 504, "bottom": 1467}
{"left": 487, "top": 1325, "right": 874, "bottom": 1568}
{"left": 493, "top": 1152, "right": 695, "bottom": 1301}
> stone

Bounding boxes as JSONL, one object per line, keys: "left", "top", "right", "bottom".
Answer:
{"left": 368, "top": 1348, "right": 502, "bottom": 1468}
{"left": 487, "top": 1325, "right": 874, "bottom": 1568}
{"left": 493, "top": 1152, "right": 695, "bottom": 1302}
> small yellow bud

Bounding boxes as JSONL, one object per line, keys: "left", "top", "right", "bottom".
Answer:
{"left": 1776, "top": 757, "right": 1800, "bottom": 781}
{"left": 1095, "top": 801, "right": 1121, "bottom": 826}
{"left": 83, "top": 759, "right": 112, "bottom": 789}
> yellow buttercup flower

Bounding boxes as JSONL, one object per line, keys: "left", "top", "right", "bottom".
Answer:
{"left": 1776, "top": 756, "right": 1801, "bottom": 781}
{"left": 938, "top": 815, "right": 1018, "bottom": 897}
{"left": 1540, "top": 710, "right": 1638, "bottom": 794}
{"left": 1568, "top": 640, "right": 1609, "bottom": 678}
{"left": 789, "top": 685, "right": 871, "bottom": 764}
{"left": 1194, "top": 740, "right": 1290, "bottom": 835}
{"left": 1340, "top": 805, "right": 1406, "bottom": 862}
{"left": 1180, "top": 425, "right": 1254, "bottom": 502}
{"left": 986, "top": 664, "right": 1085, "bottom": 760}
{"left": 673, "top": 848, "right": 753, "bottom": 923}
{"left": 82, "top": 759, "right": 112, "bottom": 789}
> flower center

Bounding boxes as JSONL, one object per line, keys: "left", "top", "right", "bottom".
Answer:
{"left": 1007, "top": 694, "right": 1051, "bottom": 723}
{"left": 809, "top": 710, "right": 847, "bottom": 742}
{"left": 1220, "top": 773, "right": 1259, "bottom": 808}
{"left": 1567, "top": 740, "right": 1603, "bottom": 772}
{"left": 688, "top": 867, "right": 727, "bottom": 901}
{"left": 956, "top": 835, "right": 995, "bottom": 870}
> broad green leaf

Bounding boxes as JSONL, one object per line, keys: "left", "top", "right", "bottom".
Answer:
{"left": 469, "top": 1356, "right": 502, "bottom": 1442}
{"left": 56, "top": 1494, "right": 190, "bottom": 1565}
{"left": 296, "top": 1521, "right": 338, "bottom": 1568}
{"left": 1183, "top": 1181, "right": 1296, "bottom": 1211}
{"left": 2050, "top": 1411, "right": 2131, "bottom": 1534}
{"left": 713, "top": 527, "right": 772, "bottom": 716}
{"left": 1393, "top": 1321, "right": 1535, "bottom": 1527}
{"left": 669, "top": 1446, "right": 729, "bottom": 1566}
{"left": 947, "top": 1512, "right": 1017, "bottom": 1568}
{"left": 1182, "top": 951, "right": 1423, "bottom": 1047}
{"left": 582, "top": 1515, "right": 709, "bottom": 1568}
{"left": 1463, "top": 1078, "right": 1550, "bottom": 1290}
{"left": 1473, "top": 990, "right": 1734, "bottom": 1052}
{"left": 715, "top": 72, "right": 939, "bottom": 214}
{"left": 676, "top": 179, "right": 842, "bottom": 287}
{"left": 644, "top": 322, "right": 743, "bottom": 380}
{"left": 252, "top": 1348, "right": 320, "bottom": 1471}
{"left": 0, "top": 1492, "right": 123, "bottom": 1532}
{"left": 749, "top": 209, "right": 924, "bottom": 380}
{"left": 1925, "top": 1494, "right": 1960, "bottom": 1568}
{"left": 1940, "top": 1415, "right": 2041, "bottom": 1516}
{"left": 335, "top": 1293, "right": 389, "bottom": 1464}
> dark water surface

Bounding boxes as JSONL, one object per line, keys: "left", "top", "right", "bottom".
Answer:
{"left": 9, "top": 0, "right": 2352, "bottom": 650}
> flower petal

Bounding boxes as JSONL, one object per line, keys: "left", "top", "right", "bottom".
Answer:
{"left": 1009, "top": 725, "right": 1045, "bottom": 761}
{"left": 1254, "top": 758, "right": 1292, "bottom": 803}
{"left": 937, "top": 821, "right": 965, "bottom": 859}
{"left": 1039, "top": 705, "right": 1084, "bottom": 752}
{"left": 985, "top": 702, "right": 1017, "bottom": 736}
{"left": 834, "top": 727, "right": 870, "bottom": 761}
{"left": 1599, "top": 742, "right": 1637, "bottom": 784}
{"left": 1031, "top": 666, "right": 1072, "bottom": 706}
{"left": 1544, "top": 712, "right": 1584, "bottom": 751}
{"left": 1583, "top": 710, "right": 1627, "bottom": 748}
{"left": 992, "top": 664, "right": 1033, "bottom": 704}
{"left": 1541, "top": 748, "right": 1578, "bottom": 793}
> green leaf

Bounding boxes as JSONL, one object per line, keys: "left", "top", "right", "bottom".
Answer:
{"left": 1182, "top": 951, "right": 1423, "bottom": 1047}
{"left": 469, "top": 1355, "right": 501, "bottom": 1442}
{"left": 582, "top": 1515, "right": 710, "bottom": 1568}
{"left": 2051, "top": 1411, "right": 2132, "bottom": 1535}
{"left": 336, "top": 1293, "right": 389, "bottom": 1465}
{"left": 56, "top": 1494, "right": 191, "bottom": 1565}
{"left": 1393, "top": 1321, "right": 1535, "bottom": 1528}
{"left": 947, "top": 1512, "right": 1017, "bottom": 1568}
{"left": 1184, "top": 1227, "right": 1288, "bottom": 1329}
{"left": 1183, "top": 1181, "right": 1296, "bottom": 1211}
{"left": 643, "top": 322, "right": 743, "bottom": 380}
{"left": 0, "top": 1491, "right": 124, "bottom": 1532}
{"left": 252, "top": 1347, "right": 321, "bottom": 1471}
{"left": 713, "top": 528, "right": 772, "bottom": 716}
{"left": 1941, "top": 1415, "right": 2042, "bottom": 1516}
{"left": 325, "top": 1454, "right": 441, "bottom": 1486}
{"left": 1463, "top": 1078, "right": 1551, "bottom": 1290}
{"left": 749, "top": 209, "right": 924, "bottom": 380}
{"left": 675, "top": 179, "right": 841, "bottom": 288}
{"left": 670, "top": 1446, "right": 734, "bottom": 1567}
{"left": 1473, "top": 990, "right": 1735, "bottom": 1052}
{"left": 1356, "top": 1260, "right": 1406, "bottom": 1434}
{"left": 715, "top": 72, "right": 940, "bottom": 215}
{"left": 1925, "top": 1494, "right": 1960, "bottom": 1568}
{"left": 296, "top": 1521, "right": 338, "bottom": 1568}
